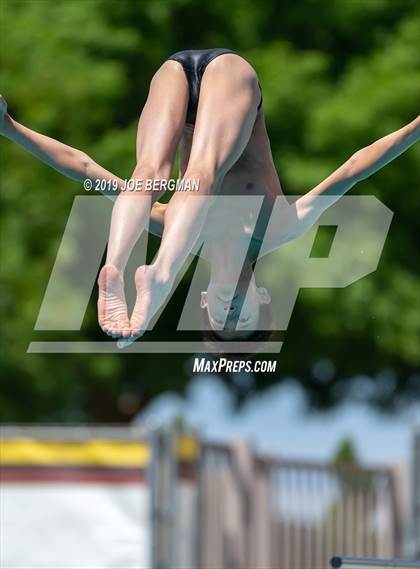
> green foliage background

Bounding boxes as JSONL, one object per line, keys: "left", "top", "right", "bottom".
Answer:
{"left": 0, "top": 0, "right": 419, "bottom": 422}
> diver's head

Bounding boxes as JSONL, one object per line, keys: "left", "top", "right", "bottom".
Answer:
{"left": 201, "top": 272, "right": 273, "bottom": 357}
{"left": 200, "top": 271, "right": 272, "bottom": 341}
{"left": 200, "top": 300, "right": 274, "bottom": 356}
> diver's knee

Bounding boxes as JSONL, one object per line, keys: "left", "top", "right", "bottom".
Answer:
{"left": 183, "top": 165, "right": 223, "bottom": 195}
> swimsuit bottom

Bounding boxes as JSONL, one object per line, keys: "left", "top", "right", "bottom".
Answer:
{"left": 167, "top": 48, "right": 263, "bottom": 125}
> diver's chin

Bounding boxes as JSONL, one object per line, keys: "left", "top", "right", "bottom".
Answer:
{"left": 210, "top": 282, "right": 237, "bottom": 296}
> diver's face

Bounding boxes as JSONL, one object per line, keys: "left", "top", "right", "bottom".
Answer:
{"left": 201, "top": 279, "right": 271, "bottom": 333}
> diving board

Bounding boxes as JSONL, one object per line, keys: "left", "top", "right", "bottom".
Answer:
{"left": 330, "top": 558, "right": 420, "bottom": 569}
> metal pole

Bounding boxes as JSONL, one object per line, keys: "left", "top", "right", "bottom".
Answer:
{"left": 330, "top": 557, "right": 420, "bottom": 569}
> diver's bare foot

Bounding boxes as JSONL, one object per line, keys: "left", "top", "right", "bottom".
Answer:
{"left": 117, "top": 265, "right": 171, "bottom": 348}
{"left": 97, "top": 264, "right": 130, "bottom": 338}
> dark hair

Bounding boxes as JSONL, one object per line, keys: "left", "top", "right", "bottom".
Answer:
{"left": 201, "top": 302, "right": 275, "bottom": 358}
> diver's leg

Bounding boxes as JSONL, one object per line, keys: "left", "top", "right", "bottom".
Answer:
{"left": 98, "top": 61, "right": 188, "bottom": 337}
{"left": 126, "top": 54, "right": 260, "bottom": 341}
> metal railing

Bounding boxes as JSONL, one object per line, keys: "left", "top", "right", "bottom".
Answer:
{"left": 198, "top": 442, "right": 405, "bottom": 569}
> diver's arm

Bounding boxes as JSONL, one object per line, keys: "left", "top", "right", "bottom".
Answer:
{"left": 0, "top": 95, "right": 166, "bottom": 236}
{"left": 0, "top": 104, "right": 122, "bottom": 198}
{"left": 291, "top": 116, "right": 420, "bottom": 236}
{"left": 262, "top": 116, "right": 419, "bottom": 254}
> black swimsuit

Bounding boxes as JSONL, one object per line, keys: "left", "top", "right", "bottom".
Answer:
{"left": 167, "top": 48, "right": 263, "bottom": 125}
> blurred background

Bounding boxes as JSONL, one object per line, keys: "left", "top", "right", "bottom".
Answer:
{"left": 0, "top": 0, "right": 419, "bottom": 566}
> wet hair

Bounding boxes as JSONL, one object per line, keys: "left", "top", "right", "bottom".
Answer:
{"left": 201, "top": 302, "right": 275, "bottom": 358}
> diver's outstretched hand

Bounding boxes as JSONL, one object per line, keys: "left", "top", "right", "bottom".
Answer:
{"left": 0, "top": 94, "right": 7, "bottom": 115}
{"left": 0, "top": 95, "right": 10, "bottom": 134}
